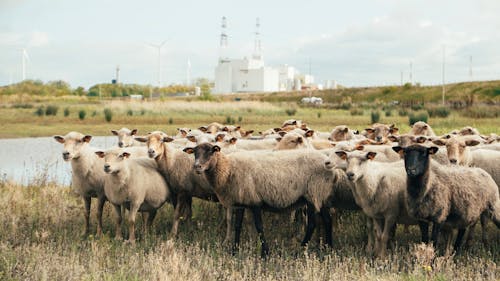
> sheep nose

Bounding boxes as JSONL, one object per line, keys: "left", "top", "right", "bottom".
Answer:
{"left": 118, "top": 142, "right": 124, "bottom": 147}
{"left": 104, "top": 164, "right": 110, "bottom": 172}
{"left": 62, "top": 152, "right": 70, "bottom": 159}
{"left": 376, "top": 136, "right": 382, "bottom": 141}
{"left": 346, "top": 172, "right": 355, "bottom": 180}
{"left": 148, "top": 149, "right": 155, "bottom": 155}
{"left": 407, "top": 168, "right": 417, "bottom": 175}
{"left": 325, "top": 161, "right": 332, "bottom": 166}
{"left": 449, "top": 159, "right": 457, "bottom": 165}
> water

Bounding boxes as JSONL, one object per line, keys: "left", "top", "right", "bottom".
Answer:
{"left": 0, "top": 136, "right": 117, "bottom": 186}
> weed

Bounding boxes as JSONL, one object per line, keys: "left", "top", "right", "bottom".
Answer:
{"left": 78, "top": 109, "right": 86, "bottom": 120}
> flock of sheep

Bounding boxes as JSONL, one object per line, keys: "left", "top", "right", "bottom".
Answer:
{"left": 53, "top": 120, "right": 500, "bottom": 258}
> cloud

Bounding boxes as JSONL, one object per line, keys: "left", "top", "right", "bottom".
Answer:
{"left": 0, "top": 31, "right": 49, "bottom": 47}
{"left": 29, "top": 31, "right": 49, "bottom": 47}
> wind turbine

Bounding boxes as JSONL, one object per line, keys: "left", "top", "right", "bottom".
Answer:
{"left": 147, "top": 40, "right": 169, "bottom": 88}
{"left": 22, "top": 48, "right": 30, "bottom": 81}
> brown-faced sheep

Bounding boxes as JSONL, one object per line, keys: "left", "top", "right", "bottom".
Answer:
{"left": 362, "top": 123, "right": 399, "bottom": 144}
{"left": 329, "top": 125, "right": 359, "bottom": 141}
{"left": 393, "top": 144, "right": 500, "bottom": 253}
{"left": 408, "top": 121, "right": 436, "bottom": 136}
{"left": 95, "top": 148, "right": 171, "bottom": 243}
{"left": 53, "top": 132, "right": 107, "bottom": 236}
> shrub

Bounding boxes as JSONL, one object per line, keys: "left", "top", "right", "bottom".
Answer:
{"left": 104, "top": 108, "right": 113, "bottom": 122}
{"left": 340, "top": 103, "right": 351, "bottom": 110}
{"left": 127, "top": 109, "right": 133, "bottom": 116}
{"left": 140, "top": 109, "right": 146, "bottom": 115}
{"left": 285, "top": 108, "right": 297, "bottom": 116}
{"left": 317, "top": 112, "right": 322, "bottom": 119}
{"left": 411, "top": 103, "right": 424, "bottom": 111}
{"left": 225, "top": 116, "right": 235, "bottom": 125}
{"left": 461, "top": 106, "right": 499, "bottom": 119}
{"left": 350, "top": 108, "right": 364, "bottom": 116}
{"left": 385, "top": 110, "right": 392, "bottom": 117}
{"left": 45, "top": 105, "right": 59, "bottom": 116}
{"left": 427, "top": 106, "right": 450, "bottom": 118}
{"left": 371, "top": 111, "right": 381, "bottom": 124}
{"left": 78, "top": 110, "right": 86, "bottom": 120}
{"left": 238, "top": 116, "right": 243, "bottom": 122}
{"left": 92, "top": 111, "right": 97, "bottom": 117}
{"left": 409, "top": 111, "right": 429, "bottom": 125}
{"left": 34, "top": 106, "right": 44, "bottom": 117}
{"left": 64, "top": 108, "right": 70, "bottom": 117}
{"left": 168, "top": 117, "right": 173, "bottom": 124}
{"left": 398, "top": 109, "right": 408, "bottom": 116}
{"left": 12, "top": 103, "right": 33, "bottom": 109}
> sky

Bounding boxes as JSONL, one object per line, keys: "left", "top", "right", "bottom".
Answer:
{"left": 1, "top": 0, "right": 500, "bottom": 88}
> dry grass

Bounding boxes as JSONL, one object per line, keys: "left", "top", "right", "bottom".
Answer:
{"left": 0, "top": 182, "right": 498, "bottom": 280}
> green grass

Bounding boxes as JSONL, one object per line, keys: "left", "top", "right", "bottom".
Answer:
{"left": 0, "top": 183, "right": 498, "bottom": 280}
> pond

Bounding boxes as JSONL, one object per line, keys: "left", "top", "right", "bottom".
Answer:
{"left": 0, "top": 136, "right": 117, "bottom": 186}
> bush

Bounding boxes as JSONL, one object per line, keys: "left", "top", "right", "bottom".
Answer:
{"left": 168, "top": 117, "right": 173, "bottom": 124}
{"left": 91, "top": 111, "right": 97, "bottom": 117}
{"left": 340, "top": 103, "right": 351, "bottom": 110}
{"left": 104, "top": 108, "right": 113, "bottom": 122}
{"left": 398, "top": 109, "right": 408, "bottom": 116}
{"left": 140, "top": 108, "right": 146, "bottom": 115}
{"left": 12, "top": 103, "right": 33, "bottom": 109}
{"left": 409, "top": 111, "right": 429, "bottom": 125}
{"left": 34, "top": 106, "right": 44, "bottom": 117}
{"left": 64, "top": 107, "right": 70, "bottom": 117}
{"left": 238, "top": 116, "right": 243, "bottom": 122}
{"left": 45, "top": 105, "right": 59, "bottom": 116}
{"left": 371, "top": 111, "right": 381, "bottom": 124}
{"left": 350, "top": 108, "right": 364, "bottom": 116}
{"left": 285, "top": 108, "right": 297, "bottom": 116}
{"left": 427, "top": 106, "right": 450, "bottom": 118}
{"left": 78, "top": 110, "right": 86, "bottom": 120}
{"left": 317, "top": 112, "right": 322, "bottom": 119}
{"left": 225, "top": 116, "right": 236, "bottom": 125}
{"left": 127, "top": 109, "right": 133, "bottom": 116}
{"left": 385, "top": 110, "right": 392, "bottom": 117}
{"left": 461, "top": 106, "right": 499, "bottom": 119}
{"left": 410, "top": 103, "right": 424, "bottom": 111}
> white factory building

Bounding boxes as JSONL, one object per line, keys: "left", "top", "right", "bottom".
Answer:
{"left": 213, "top": 17, "right": 320, "bottom": 94}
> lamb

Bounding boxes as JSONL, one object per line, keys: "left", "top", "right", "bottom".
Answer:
{"left": 135, "top": 132, "right": 233, "bottom": 242}
{"left": 334, "top": 150, "right": 429, "bottom": 257}
{"left": 183, "top": 143, "right": 338, "bottom": 257}
{"left": 362, "top": 123, "right": 399, "bottom": 144}
{"left": 392, "top": 144, "right": 500, "bottom": 253}
{"left": 408, "top": 121, "right": 436, "bottom": 136}
{"left": 53, "top": 132, "right": 107, "bottom": 236}
{"left": 95, "top": 148, "right": 171, "bottom": 243}
{"left": 111, "top": 128, "right": 144, "bottom": 147}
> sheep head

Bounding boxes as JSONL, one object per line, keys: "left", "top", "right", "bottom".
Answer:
{"left": 135, "top": 131, "right": 173, "bottom": 159}
{"left": 336, "top": 150, "right": 377, "bottom": 182}
{"left": 53, "top": 132, "right": 92, "bottom": 161}
{"left": 183, "top": 143, "right": 221, "bottom": 174}
{"left": 111, "top": 127, "right": 138, "bottom": 147}
{"left": 393, "top": 145, "right": 438, "bottom": 177}
{"left": 95, "top": 149, "right": 131, "bottom": 174}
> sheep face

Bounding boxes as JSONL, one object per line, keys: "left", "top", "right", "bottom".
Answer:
{"left": 53, "top": 132, "right": 92, "bottom": 161}
{"left": 365, "top": 124, "right": 398, "bottom": 144}
{"left": 410, "top": 122, "right": 430, "bottom": 135}
{"left": 393, "top": 145, "right": 438, "bottom": 177}
{"left": 135, "top": 132, "right": 173, "bottom": 159}
{"left": 274, "top": 132, "right": 307, "bottom": 150}
{"left": 183, "top": 143, "right": 220, "bottom": 174}
{"left": 390, "top": 134, "right": 428, "bottom": 148}
{"left": 458, "top": 126, "right": 479, "bottom": 136}
{"left": 176, "top": 128, "right": 191, "bottom": 138}
{"left": 330, "top": 125, "right": 351, "bottom": 141}
{"left": 95, "top": 150, "right": 130, "bottom": 174}
{"left": 111, "top": 128, "right": 138, "bottom": 148}
{"left": 432, "top": 135, "right": 480, "bottom": 165}
{"left": 335, "top": 151, "right": 376, "bottom": 182}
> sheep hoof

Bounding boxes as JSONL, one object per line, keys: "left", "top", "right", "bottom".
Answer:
{"left": 124, "top": 239, "right": 136, "bottom": 245}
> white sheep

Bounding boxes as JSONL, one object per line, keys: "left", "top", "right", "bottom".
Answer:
{"left": 111, "top": 128, "right": 144, "bottom": 148}
{"left": 53, "top": 132, "right": 107, "bottom": 236}
{"left": 95, "top": 148, "right": 171, "bottom": 243}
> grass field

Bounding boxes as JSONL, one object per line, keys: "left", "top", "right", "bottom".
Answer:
{"left": 0, "top": 182, "right": 498, "bottom": 280}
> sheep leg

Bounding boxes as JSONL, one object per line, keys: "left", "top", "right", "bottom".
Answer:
{"left": 418, "top": 221, "right": 430, "bottom": 243}
{"left": 126, "top": 203, "right": 140, "bottom": 244}
{"left": 251, "top": 207, "right": 269, "bottom": 258}
{"left": 232, "top": 207, "right": 245, "bottom": 256}
{"left": 223, "top": 206, "right": 233, "bottom": 246}
{"left": 480, "top": 213, "right": 488, "bottom": 246}
{"left": 96, "top": 196, "right": 106, "bottom": 237}
{"left": 453, "top": 228, "right": 466, "bottom": 254}
{"left": 112, "top": 203, "right": 123, "bottom": 240}
{"left": 320, "top": 207, "right": 333, "bottom": 247}
{"left": 171, "top": 194, "right": 190, "bottom": 237}
{"left": 431, "top": 223, "right": 441, "bottom": 249}
{"left": 83, "top": 196, "right": 91, "bottom": 237}
{"left": 464, "top": 222, "right": 477, "bottom": 249}
{"left": 365, "top": 217, "right": 375, "bottom": 255}
{"left": 373, "top": 218, "right": 384, "bottom": 257}
{"left": 300, "top": 203, "right": 316, "bottom": 247}
{"left": 146, "top": 209, "right": 157, "bottom": 235}
{"left": 379, "top": 216, "right": 397, "bottom": 258}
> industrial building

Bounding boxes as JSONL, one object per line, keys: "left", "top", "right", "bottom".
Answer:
{"left": 214, "top": 17, "right": 322, "bottom": 94}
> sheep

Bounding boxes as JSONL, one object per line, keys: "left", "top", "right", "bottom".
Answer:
{"left": 274, "top": 131, "right": 312, "bottom": 150}
{"left": 334, "top": 150, "right": 429, "bottom": 257}
{"left": 175, "top": 128, "right": 191, "bottom": 138}
{"left": 408, "top": 121, "right": 436, "bottom": 136}
{"left": 200, "top": 122, "right": 224, "bottom": 134}
{"left": 362, "top": 123, "right": 399, "bottom": 144}
{"left": 222, "top": 125, "right": 242, "bottom": 138}
{"left": 53, "top": 132, "right": 107, "bottom": 237}
{"left": 95, "top": 148, "right": 171, "bottom": 243}
{"left": 135, "top": 132, "right": 233, "bottom": 243}
{"left": 183, "top": 143, "right": 339, "bottom": 257}
{"left": 432, "top": 134, "right": 481, "bottom": 165}
{"left": 392, "top": 144, "right": 500, "bottom": 253}
{"left": 111, "top": 128, "right": 144, "bottom": 148}
{"left": 229, "top": 138, "right": 278, "bottom": 151}
{"left": 458, "top": 126, "right": 480, "bottom": 136}
{"left": 329, "top": 125, "right": 358, "bottom": 141}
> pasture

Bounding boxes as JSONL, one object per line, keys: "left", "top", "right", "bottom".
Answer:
{"left": 0, "top": 98, "right": 499, "bottom": 280}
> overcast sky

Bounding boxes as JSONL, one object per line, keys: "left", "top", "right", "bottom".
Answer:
{"left": 1, "top": 0, "right": 500, "bottom": 88}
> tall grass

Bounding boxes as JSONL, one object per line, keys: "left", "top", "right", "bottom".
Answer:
{"left": 0, "top": 183, "right": 497, "bottom": 280}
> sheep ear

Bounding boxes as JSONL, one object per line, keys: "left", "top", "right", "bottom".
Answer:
{"left": 222, "top": 127, "right": 229, "bottom": 132}
{"left": 389, "top": 127, "right": 399, "bottom": 134}
{"left": 465, "top": 139, "right": 480, "bottom": 146}
{"left": 273, "top": 127, "right": 282, "bottom": 132}
{"left": 276, "top": 137, "right": 282, "bottom": 142}
{"left": 366, "top": 152, "right": 377, "bottom": 160}
{"left": 198, "top": 126, "right": 208, "bottom": 133}
{"left": 235, "top": 126, "right": 241, "bottom": 131}
{"left": 215, "top": 134, "right": 225, "bottom": 142}
{"left": 187, "top": 136, "right": 196, "bottom": 142}
{"left": 432, "top": 139, "right": 446, "bottom": 146}
{"left": 353, "top": 130, "right": 359, "bottom": 135}
{"left": 428, "top": 146, "right": 439, "bottom": 155}
{"left": 355, "top": 144, "right": 364, "bottom": 151}
{"left": 423, "top": 125, "right": 428, "bottom": 129}
{"left": 327, "top": 137, "right": 332, "bottom": 141}
{"left": 95, "top": 151, "right": 105, "bottom": 158}
{"left": 342, "top": 127, "right": 349, "bottom": 133}
{"left": 111, "top": 130, "right": 119, "bottom": 136}
{"left": 365, "top": 128, "right": 374, "bottom": 134}
{"left": 135, "top": 137, "right": 148, "bottom": 143}
{"left": 162, "top": 137, "right": 174, "bottom": 143}
{"left": 330, "top": 142, "right": 336, "bottom": 147}
{"left": 130, "top": 129, "right": 138, "bottom": 136}
{"left": 444, "top": 134, "right": 452, "bottom": 139}
{"left": 82, "top": 135, "right": 92, "bottom": 143}
{"left": 335, "top": 151, "right": 347, "bottom": 160}
{"left": 392, "top": 146, "right": 404, "bottom": 155}
{"left": 278, "top": 131, "right": 287, "bottom": 137}
{"left": 305, "top": 130, "right": 314, "bottom": 138}
{"left": 121, "top": 152, "right": 131, "bottom": 158}
{"left": 244, "top": 130, "right": 254, "bottom": 136}
{"left": 212, "top": 145, "right": 221, "bottom": 153}
{"left": 416, "top": 136, "right": 427, "bottom": 144}
{"left": 183, "top": 147, "right": 194, "bottom": 154}
{"left": 388, "top": 135, "right": 399, "bottom": 142}
{"left": 229, "top": 137, "right": 237, "bottom": 145}
{"left": 54, "top": 135, "right": 65, "bottom": 143}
